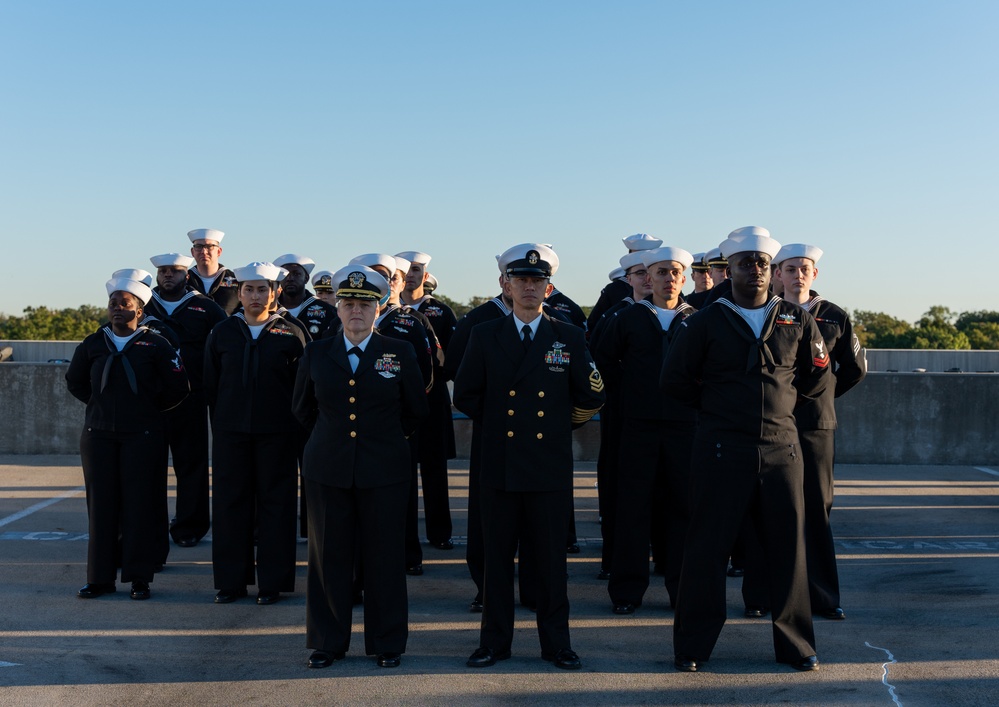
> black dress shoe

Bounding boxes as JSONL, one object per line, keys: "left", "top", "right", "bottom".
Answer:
{"left": 307, "top": 650, "right": 345, "bottom": 668}
{"left": 466, "top": 647, "right": 511, "bottom": 667}
{"left": 543, "top": 648, "right": 581, "bottom": 670}
{"left": 822, "top": 607, "right": 846, "bottom": 620}
{"left": 469, "top": 598, "right": 483, "bottom": 613}
{"left": 613, "top": 602, "right": 637, "bottom": 615}
{"left": 256, "top": 591, "right": 280, "bottom": 605}
{"left": 406, "top": 564, "right": 424, "bottom": 576}
{"left": 377, "top": 652, "right": 401, "bottom": 668}
{"left": 77, "top": 582, "right": 116, "bottom": 599}
{"left": 175, "top": 536, "right": 198, "bottom": 548}
{"left": 791, "top": 655, "right": 820, "bottom": 671}
{"left": 727, "top": 565, "right": 745, "bottom": 577}
{"left": 430, "top": 539, "right": 454, "bottom": 550}
{"left": 214, "top": 587, "right": 248, "bottom": 604}
{"left": 130, "top": 581, "right": 151, "bottom": 600}
{"left": 566, "top": 543, "right": 580, "bottom": 554}
{"left": 744, "top": 606, "right": 769, "bottom": 618}
{"left": 674, "top": 655, "right": 699, "bottom": 672}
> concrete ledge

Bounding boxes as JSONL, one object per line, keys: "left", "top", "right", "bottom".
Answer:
{"left": 4, "top": 363, "right": 998, "bottom": 464}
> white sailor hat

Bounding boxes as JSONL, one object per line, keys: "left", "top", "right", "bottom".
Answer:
{"left": 106, "top": 277, "right": 153, "bottom": 305}
{"left": 690, "top": 252, "right": 710, "bottom": 272}
{"left": 311, "top": 270, "right": 335, "bottom": 292}
{"left": 150, "top": 253, "right": 197, "bottom": 270}
{"left": 774, "top": 243, "right": 823, "bottom": 265}
{"left": 719, "top": 234, "right": 782, "bottom": 260}
{"left": 640, "top": 247, "right": 695, "bottom": 270}
{"left": 393, "top": 255, "right": 411, "bottom": 274}
{"left": 111, "top": 268, "right": 154, "bottom": 287}
{"left": 187, "top": 228, "right": 224, "bottom": 244}
{"left": 332, "top": 265, "right": 389, "bottom": 300}
{"left": 232, "top": 262, "right": 288, "bottom": 283}
{"left": 396, "top": 251, "right": 431, "bottom": 265}
{"left": 498, "top": 243, "right": 559, "bottom": 277}
{"left": 619, "top": 251, "right": 646, "bottom": 272}
{"left": 349, "top": 253, "right": 397, "bottom": 274}
{"left": 622, "top": 233, "right": 663, "bottom": 251}
{"left": 727, "top": 225, "right": 771, "bottom": 242}
{"left": 705, "top": 248, "right": 727, "bottom": 267}
{"left": 273, "top": 254, "right": 317, "bottom": 276}
{"left": 424, "top": 272, "right": 438, "bottom": 292}
{"left": 609, "top": 267, "right": 626, "bottom": 281}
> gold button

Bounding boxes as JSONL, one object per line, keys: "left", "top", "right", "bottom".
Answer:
{"left": 507, "top": 431, "right": 514, "bottom": 437}
{"left": 350, "top": 431, "right": 357, "bottom": 438}
{"left": 537, "top": 411, "right": 544, "bottom": 418}
{"left": 538, "top": 391, "right": 545, "bottom": 398}
{"left": 349, "top": 379, "right": 356, "bottom": 387}
{"left": 349, "top": 414, "right": 356, "bottom": 420}
{"left": 509, "top": 390, "right": 516, "bottom": 397}
{"left": 508, "top": 409, "right": 514, "bottom": 416}
{"left": 349, "top": 397, "right": 356, "bottom": 403}
{"left": 537, "top": 433, "right": 543, "bottom": 439}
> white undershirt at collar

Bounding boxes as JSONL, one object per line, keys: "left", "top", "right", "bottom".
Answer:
{"left": 512, "top": 313, "right": 542, "bottom": 340}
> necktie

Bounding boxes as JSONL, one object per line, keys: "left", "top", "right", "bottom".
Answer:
{"left": 347, "top": 346, "right": 362, "bottom": 372}
{"left": 521, "top": 324, "right": 532, "bottom": 351}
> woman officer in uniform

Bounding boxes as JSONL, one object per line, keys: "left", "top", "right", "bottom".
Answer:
{"left": 293, "top": 265, "right": 428, "bottom": 669}
{"left": 66, "top": 276, "right": 189, "bottom": 600}
{"left": 203, "top": 262, "right": 307, "bottom": 605}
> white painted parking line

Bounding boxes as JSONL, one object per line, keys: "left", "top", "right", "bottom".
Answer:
{"left": 0, "top": 486, "right": 85, "bottom": 528}
{"left": 0, "top": 661, "right": 20, "bottom": 668}
{"left": 974, "top": 466, "right": 999, "bottom": 477}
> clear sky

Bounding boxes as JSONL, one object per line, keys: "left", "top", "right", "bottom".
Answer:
{"left": 2, "top": 1, "right": 996, "bottom": 323}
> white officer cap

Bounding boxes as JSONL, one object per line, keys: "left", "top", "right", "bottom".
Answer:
{"left": 608, "top": 267, "right": 626, "bottom": 281}
{"left": 232, "top": 262, "right": 288, "bottom": 283}
{"left": 273, "top": 254, "right": 317, "bottom": 276}
{"left": 690, "top": 252, "right": 710, "bottom": 272}
{"left": 187, "top": 228, "right": 224, "bottom": 244}
{"left": 640, "top": 247, "right": 695, "bottom": 270}
{"left": 719, "top": 235, "right": 782, "bottom": 259}
{"left": 622, "top": 233, "right": 663, "bottom": 251}
{"left": 111, "top": 268, "right": 154, "bottom": 287}
{"left": 106, "top": 277, "right": 153, "bottom": 305}
{"left": 349, "top": 253, "right": 397, "bottom": 274}
{"left": 150, "top": 253, "right": 197, "bottom": 270}
{"left": 498, "top": 243, "right": 559, "bottom": 277}
{"left": 425, "top": 272, "right": 438, "bottom": 292}
{"left": 396, "top": 251, "right": 431, "bottom": 265}
{"left": 619, "top": 251, "right": 646, "bottom": 272}
{"left": 311, "top": 270, "right": 335, "bottom": 292}
{"left": 332, "top": 265, "right": 389, "bottom": 300}
{"left": 774, "top": 243, "right": 823, "bottom": 265}
{"left": 706, "top": 247, "right": 727, "bottom": 267}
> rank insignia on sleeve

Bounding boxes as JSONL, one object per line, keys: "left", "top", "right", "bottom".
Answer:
{"left": 813, "top": 341, "right": 829, "bottom": 368}
{"left": 589, "top": 367, "right": 604, "bottom": 393}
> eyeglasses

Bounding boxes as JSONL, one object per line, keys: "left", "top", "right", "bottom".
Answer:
{"left": 192, "top": 243, "right": 219, "bottom": 251}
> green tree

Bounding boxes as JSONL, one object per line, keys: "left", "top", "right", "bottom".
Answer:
{"left": 962, "top": 322, "right": 999, "bottom": 350}
{"left": 0, "top": 306, "right": 105, "bottom": 340}
{"left": 904, "top": 307, "right": 970, "bottom": 350}
{"left": 852, "top": 310, "right": 912, "bottom": 348}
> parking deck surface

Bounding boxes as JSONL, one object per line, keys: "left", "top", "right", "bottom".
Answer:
{"left": 1, "top": 456, "right": 997, "bottom": 705}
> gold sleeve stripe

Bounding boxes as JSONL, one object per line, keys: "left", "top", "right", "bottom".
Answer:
{"left": 572, "top": 406, "right": 601, "bottom": 423}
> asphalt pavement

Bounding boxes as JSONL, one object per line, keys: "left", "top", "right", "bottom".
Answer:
{"left": 1, "top": 455, "right": 997, "bottom": 706}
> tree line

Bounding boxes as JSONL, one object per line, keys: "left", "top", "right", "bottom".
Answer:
{"left": 2, "top": 302, "right": 998, "bottom": 350}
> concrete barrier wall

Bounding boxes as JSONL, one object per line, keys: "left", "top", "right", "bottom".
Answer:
{"left": 3, "top": 363, "right": 997, "bottom": 464}
{"left": 866, "top": 349, "right": 999, "bottom": 372}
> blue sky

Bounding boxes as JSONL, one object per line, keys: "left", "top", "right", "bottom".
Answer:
{"left": 2, "top": 1, "right": 996, "bottom": 323}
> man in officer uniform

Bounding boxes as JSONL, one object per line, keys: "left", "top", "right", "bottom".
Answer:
{"left": 312, "top": 270, "right": 337, "bottom": 305}
{"left": 274, "top": 254, "right": 339, "bottom": 339}
{"left": 145, "top": 253, "right": 228, "bottom": 548}
{"left": 586, "top": 233, "right": 663, "bottom": 332}
{"left": 775, "top": 243, "right": 866, "bottom": 621}
{"left": 595, "top": 246, "right": 697, "bottom": 615}
{"left": 661, "top": 230, "right": 830, "bottom": 673}
{"left": 398, "top": 250, "right": 457, "bottom": 550}
{"left": 187, "top": 228, "right": 239, "bottom": 315}
{"left": 454, "top": 243, "right": 604, "bottom": 671}
{"left": 684, "top": 252, "right": 713, "bottom": 308}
